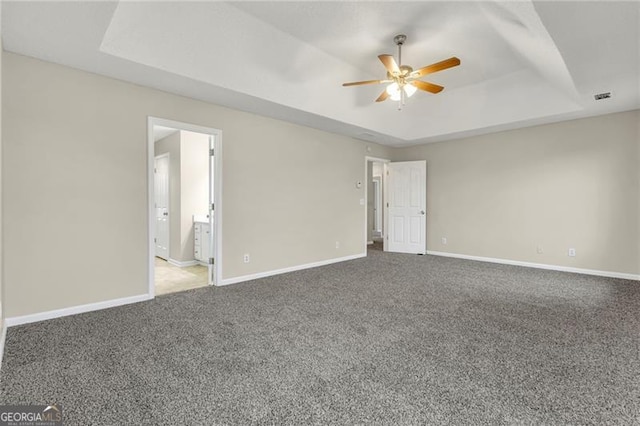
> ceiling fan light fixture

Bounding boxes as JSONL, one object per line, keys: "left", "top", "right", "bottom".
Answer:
{"left": 386, "top": 82, "right": 401, "bottom": 101}
{"left": 386, "top": 82, "right": 416, "bottom": 102}
{"left": 404, "top": 83, "right": 417, "bottom": 97}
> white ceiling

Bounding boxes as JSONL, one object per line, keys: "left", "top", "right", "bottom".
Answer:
{"left": 3, "top": 1, "right": 639, "bottom": 147}
{"left": 153, "top": 125, "right": 179, "bottom": 142}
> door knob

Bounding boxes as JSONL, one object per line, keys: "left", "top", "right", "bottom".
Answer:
{"left": 420, "top": 210, "right": 425, "bottom": 215}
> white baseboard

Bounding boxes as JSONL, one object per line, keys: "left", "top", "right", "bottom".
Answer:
{"left": 5, "top": 294, "right": 153, "bottom": 327}
{"left": 168, "top": 258, "right": 199, "bottom": 268}
{"left": 0, "top": 323, "right": 6, "bottom": 369}
{"left": 219, "top": 253, "right": 367, "bottom": 286}
{"left": 427, "top": 250, "right": 640, "bottom": 281}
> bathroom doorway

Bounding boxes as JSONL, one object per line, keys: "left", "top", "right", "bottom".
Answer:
{"left": 365, "top": 156, "right": 389, "bottom": 252}
{"left": 147, "top": 118, "right": 222, "bottom": 296}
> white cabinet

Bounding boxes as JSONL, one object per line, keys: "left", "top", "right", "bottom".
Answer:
{"left": 194, "top": 221, "right": 210, "bottom": 264}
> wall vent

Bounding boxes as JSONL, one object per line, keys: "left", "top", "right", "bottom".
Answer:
{"left": 594, "top": 92, "right": 612, "bottom": 100}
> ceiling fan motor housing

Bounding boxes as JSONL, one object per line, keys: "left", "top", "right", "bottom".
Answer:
{"left": 394, "top": 34, "right": 407, "bottom": 46}
{"left": 399, "top": 65, "right": 413, "bottom": 76}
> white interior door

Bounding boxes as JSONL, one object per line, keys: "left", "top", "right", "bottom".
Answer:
{"left": 154, "top": 154, "right": 170, "bottom": 260}
{"left": 387, "top": 160, "right": 426, "bottom": 254}
{"left": 208, "top": 136, "right": 215, "bottom": 285}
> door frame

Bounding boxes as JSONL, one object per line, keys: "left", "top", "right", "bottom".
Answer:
{"left": 364, "top": 156, "right": 390, "bottom": 253}
{"left": 153, "top": 152, "right": 171, "bottom": 261}
{"left": 372, "top": 176, "right": 382, "bottom": 236}
{"left": 147, "top": 117, "right": 223, "bottom": 298}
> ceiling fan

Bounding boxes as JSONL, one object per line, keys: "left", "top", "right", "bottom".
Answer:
{"left": 343, "top": 34, "right": 460, "bottom": 108}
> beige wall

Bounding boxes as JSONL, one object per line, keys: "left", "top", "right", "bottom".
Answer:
{"left": 2, "top": 51, "right": 636, "bottom": 320}
{"left": 394, "top": 110, "right": 640, "bottom": 275}
{"left": 372, "top": 162, "right": 383, "bottom": 178}
{"left": 179, "top": 130, "right": 209, "bottom": 261}
{"left": 2, "top": 52, "right": 392, "bottom": 318}
{"left": 154, "top": 132, "right": 181, "bottom": 261}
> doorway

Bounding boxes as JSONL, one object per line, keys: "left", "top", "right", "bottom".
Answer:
{"left": 365, "top": 157, "right": 389, "bottom": 253}
{"left": 372, "top": 177, "right": 382, "bottom": 239}
{"left": 147, "top": 117, "right": 223, "bottom": 297}
{"left": 365, "top": 157, "right": 427, "bottom": 255}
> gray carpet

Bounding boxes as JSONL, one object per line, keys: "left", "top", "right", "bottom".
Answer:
{"left": 2, "top": 248, "right": 639, "bottom": 425}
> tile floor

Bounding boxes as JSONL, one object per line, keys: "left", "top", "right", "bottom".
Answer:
{"left": 154, "top": 257, "right": 209, "bottom": 295}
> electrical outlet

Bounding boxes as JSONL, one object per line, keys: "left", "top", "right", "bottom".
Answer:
{"left": 441, "top": 237, "right": 447, "bottom": 245}
{"left": 537, "top": 245, "right": 544, "bottom": 254}
{"left": 243, "top": 254, "right": 250, "bottom": 263}
{"left": 568, "top": 248, "right": 576, "bottom": 257}
{"left": 335, "top": 241, "right": 340, "bottom": 249}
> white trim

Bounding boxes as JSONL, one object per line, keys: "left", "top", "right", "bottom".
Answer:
{"left": 383, "top": 162, "right": 389, "bottom": 252}
{"left": 209, "top": 133, "right": 223, "bottom": 287}
{"left": 5, "top": 294, "right": 153, "bottom": 327}
{"left": 367, "top": 241, "right": 374, "bottom": 245}
{"left": 0, "top": 323, "right": 7, "bottom": 368}
{"left": 147, "top": 118, "right": 156, "bottom": 298}
{"left": 364, "top": 156, "right": 390, "bottom": 255}
{"left": 372, "top": 176, "right": 382, "bottom": 233}
{"left": 365, "top": 156, "right": 391, "bottom": 162}
{"left": 148, "top": 117, "right": 224, "bottom": 297}
{"left": 427, "top": 251, "right": 640, "bottom": 281}
{"left": 168, "top": 258, "right": 199, "bottom": 268}
{"left": 219, "top": 253, "right": 367, "bottom": 286}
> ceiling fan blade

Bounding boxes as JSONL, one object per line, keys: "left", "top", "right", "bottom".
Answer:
{"left": 378, "top": 54, "right": 400, "bottom": 75}
{"left": 375, "top": 90, "right": 390, "bottom": 102}
{"left": 411, "top": 80, "right": 444, "bottom": 94}
{"left": 342, "top": 79, "right": 386, "bottom": 87}
{"left": 412, "top": 57, "right": 460, "bottom": 78}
